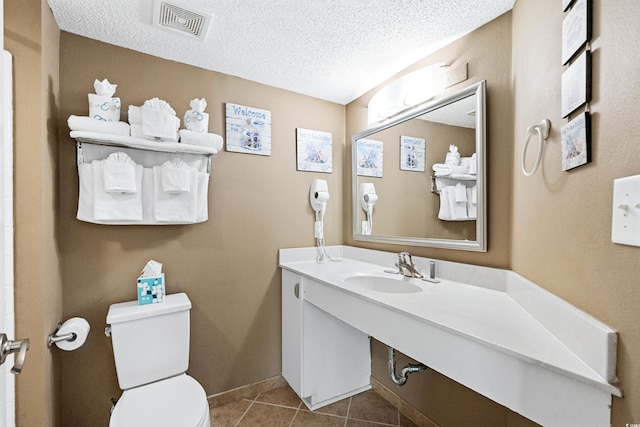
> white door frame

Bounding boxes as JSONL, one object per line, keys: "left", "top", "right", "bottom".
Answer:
{"left": 1, "top": 0, "right": 17, "bottom": 424}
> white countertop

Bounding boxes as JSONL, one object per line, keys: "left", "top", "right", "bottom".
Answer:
{"left": 279, "top": 246, "right": 621, "bottom": 398}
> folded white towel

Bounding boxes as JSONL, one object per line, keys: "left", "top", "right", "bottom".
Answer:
{"left": 141, "top": 108, "right": 180, "bottom": 141}
{"left": 103, "top": 152, "right": 137, "bottom": 193}
{"left": 93, "top": 160, "right": 143, "bottom": 221}
{"left": 455, "top": 183, "right": 467, "bottom": 203}
{"left": 161, "top": 159, "right": 191, "bottom": 193}
{"left": 446, "top": 186, "right": 468, "bottom": 220}
{"left": 467, "top": 187, "right": 477, "bottom": 219}
{"left": 131, "top": 123, "right": 179, "bottom": 142}
{"left": 178, "top": 129, "right": 224, "bottom": 151}
{"left": 153, "top": 166, "right": 198, "bottom": 223}
{"left": 68, "top": 115, "right": 130, "bottom": 136}
{"left": 127, "top": 105, "right": 143, "bottom": 124}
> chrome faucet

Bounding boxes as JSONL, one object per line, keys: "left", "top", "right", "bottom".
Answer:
{"left": 386, "top": 252, "right": 440, "bottom": 283}
{"left": 396, "top": 252, "right": 423, "bottom": 278}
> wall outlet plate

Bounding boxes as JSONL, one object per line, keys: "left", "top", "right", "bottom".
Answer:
{"left": 612, "top": 175, "right": 640, "bottom": 247}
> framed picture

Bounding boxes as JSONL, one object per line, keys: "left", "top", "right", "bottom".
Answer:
{"left": 296, "top": 128, "right": 332, "bottom": 173}
{"left": 561, "top": 111, "right": 591, "bottom": 171}
{"left": 225, "top": 103, "right": 272, "bottom": 156}
{"left": 399, "top": 136, "right": 425, "bottom": 172}
{"left": 356, "top": 138, "right": 383, "bottom": 177}
{"left": 561, "top": 50, "right": 591, "bottom": 117}
{"left": 562, "top": 0, "right": 591, "bottom": 64}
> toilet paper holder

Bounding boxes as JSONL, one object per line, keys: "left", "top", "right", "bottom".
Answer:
{"left": 47, "top": 324, "right": 77, "bottom": 348}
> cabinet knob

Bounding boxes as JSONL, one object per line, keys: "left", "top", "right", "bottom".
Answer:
{"left": 294, "top": 283, "right": 300, "bottom": 299}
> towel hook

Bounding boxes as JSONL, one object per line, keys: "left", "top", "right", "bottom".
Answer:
{"left": 521, "top": 119, "right": 551, "bottom": 176}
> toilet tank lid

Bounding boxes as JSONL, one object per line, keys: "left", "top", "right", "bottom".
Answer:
{"left": 107, "top": 292, "right": 191, "bottom": 324}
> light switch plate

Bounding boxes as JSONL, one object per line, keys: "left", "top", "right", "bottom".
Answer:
{"left": 612, "top": 175, "right": 640, "bottom": 247}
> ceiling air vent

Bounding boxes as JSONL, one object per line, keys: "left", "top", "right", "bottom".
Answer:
{"left": 153, "top": 0, "right": 212, "bottom": 41}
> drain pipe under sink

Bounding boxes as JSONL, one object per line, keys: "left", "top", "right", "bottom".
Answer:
{"left": 387, "top": 346, "right": 429, "bottom": 386}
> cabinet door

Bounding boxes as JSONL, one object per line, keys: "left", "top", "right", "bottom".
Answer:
{"left": 281, "top": 270, "right": 303, "bottom": 396}
{"left": 302, "top": 300, "right": 371, "bottom": 408}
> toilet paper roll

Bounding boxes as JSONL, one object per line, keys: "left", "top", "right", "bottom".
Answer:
{"left": 54, "top": 317, "right": 90, "bottom": 351}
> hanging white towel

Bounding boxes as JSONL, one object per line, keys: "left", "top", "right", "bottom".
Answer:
{"left": 447, "top": 186, "right": 468, "bottom": 220}
{"left": 92, "top": 160, "right": 144, "bottom": 221}
{"left": 161, "top": 159, "right": 192, "bottom": 193}
{"left": 102, "top": 152, "right": 137, "bottom": 193}
{"left": 195, "top": 172, "right": 209, "bottom": 222}
{"left": 77, "top": 162, "right": 94, "bottom": 222}
{"left": 153, "top": 166, "right": 198, "bottom": 223}
{"left": 467, "top": 187, "right": 477, "bottom": 219}
{"left": 438, "top": 186, "right": 452, "bottom": 220}
{"left": 454, "top": 183, "right": 467, "bottom": 203}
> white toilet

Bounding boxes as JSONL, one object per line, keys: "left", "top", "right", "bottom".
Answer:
{"left": 106, "top": 292, "right": 211, "bottom": 427}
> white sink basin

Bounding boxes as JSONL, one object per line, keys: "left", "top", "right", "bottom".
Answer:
{"left": 344, "top": 274, "right": 423, "bottom": 294}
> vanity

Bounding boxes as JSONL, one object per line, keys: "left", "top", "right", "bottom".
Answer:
{"left": 280, "top": 245, "right": 621, "bottom": 426}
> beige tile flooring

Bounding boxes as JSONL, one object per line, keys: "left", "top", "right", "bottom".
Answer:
{"left": 210, "top": 385, "right": 419, "bottom": 427}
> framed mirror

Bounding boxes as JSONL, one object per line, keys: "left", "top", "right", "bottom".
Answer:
{"left": 352, "top": 80, "right": 486, "bottom": 251}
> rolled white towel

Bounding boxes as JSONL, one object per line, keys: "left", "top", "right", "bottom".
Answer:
{"left": 432, "top": 163, "right": 470, "bottom": 177}
{"left": 68, "top": 115, "right": 130, "bottom": 136}
{"left": 179, "top": 129, "right": 223, "bottom": 151}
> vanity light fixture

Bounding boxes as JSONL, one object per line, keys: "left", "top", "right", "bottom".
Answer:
{"left": 367, "top": 63, "right": 447, "bottom": 125}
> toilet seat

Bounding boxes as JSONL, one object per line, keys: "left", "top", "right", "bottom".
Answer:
{"left": 109, "top": 374, "right": 210, "bottom": 427}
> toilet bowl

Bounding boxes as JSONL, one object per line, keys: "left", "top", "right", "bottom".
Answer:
{"left": 109, "top": 374, "right": 210, "bottom": 427}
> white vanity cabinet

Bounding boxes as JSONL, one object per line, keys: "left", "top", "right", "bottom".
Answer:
{"left": 281, "top": 269, "right": 371, "bottom": 410}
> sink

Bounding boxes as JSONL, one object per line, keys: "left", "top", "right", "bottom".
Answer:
{"left": 344, "top": 274, "right": 423, "bottom": 294}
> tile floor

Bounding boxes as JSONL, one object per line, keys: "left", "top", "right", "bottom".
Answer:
{"left": 210, "top": 385, "right": 420, "bottom": 427}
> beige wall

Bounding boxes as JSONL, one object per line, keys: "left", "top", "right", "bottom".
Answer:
{"left": 511, "top": 0, "right": 640, "bottom": 425}
{"left": 5, "top": 1, "right": 62, "bottom": 426}
{"left": 57, "top": 34, "right": 345, "bottom": 426}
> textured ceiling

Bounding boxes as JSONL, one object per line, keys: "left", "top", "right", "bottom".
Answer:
{"left": 47, "top": 0, "right": 514, "bottom": 105}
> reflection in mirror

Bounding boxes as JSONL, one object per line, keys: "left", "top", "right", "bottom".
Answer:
{"left": 352, "top": 81, "right": 486, "bottom": 251}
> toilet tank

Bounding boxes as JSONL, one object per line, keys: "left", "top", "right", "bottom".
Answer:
{"left": 107, "top": 292, "right": 192, "bottom": 390}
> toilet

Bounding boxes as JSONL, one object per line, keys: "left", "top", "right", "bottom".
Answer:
{"left": 106, "top": 292, "right": 211, "bottom": 427}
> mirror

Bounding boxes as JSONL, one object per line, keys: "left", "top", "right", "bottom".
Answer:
{"left": 352, "top": 80, "right": 486, "bottom": 251}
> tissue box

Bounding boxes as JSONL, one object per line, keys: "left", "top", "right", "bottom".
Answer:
{"left": 89, "top": 94, "right": 121, "bottom": 122}
{"left": 137, "top": 274, "right": 165, "bottom": 305}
